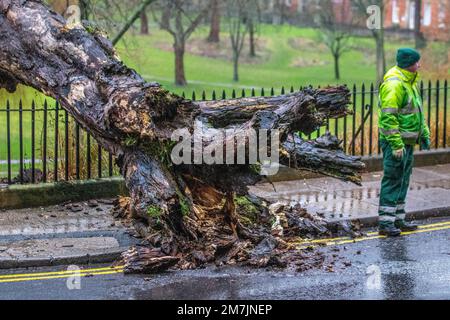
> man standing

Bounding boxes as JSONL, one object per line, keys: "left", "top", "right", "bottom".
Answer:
{"left": 378, "top": 48, "right": 431, "bottom": 237}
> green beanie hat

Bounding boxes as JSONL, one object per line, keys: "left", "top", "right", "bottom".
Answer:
{"left": 397, "top": 48, "right": 421, "bottom": 69}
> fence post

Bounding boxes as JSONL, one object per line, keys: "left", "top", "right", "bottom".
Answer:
{"left": 351, "top": 84, "right": 357, "bottom": 155}
{"left": 361, "top": 83, "right": 365, "bottom": 156}
{"left": 334, "top": 113, "right": 339, "bottom": 138}
{"left": 87, "top": 133, "right": 91, "bottom": 179}
{"left": 54, "top": 101, "right": 59, "bottom": 182}
{"left": 64, "top": 108, "right": 69, "bottom": 181}
{"left": 76, "top": 122, "right": 80, "bottom": 180}
{"left": 43, "top": 100, "right": 48, "bottom": 183}
{"left": 435, "top": 80, "right": 440, "bottom": 149}
{"left": 427, "top": 80, "right": 432, "bottom": 130}
{"left": 98, "top": 144, "right": 102, "bottom": 178}
{"left": 31, "top": 101, "right": 36, "bottom": 183}
{"left": 19, "top": 99, "right": 23, "bottom": 184}
{"left": 444, "top": 80, "right": 448, "bottom": 148}
{"left": 109, "top": 152, "right": 113, "bottom": 177}
{"left": 6, "top": 100, "right": 11, "bottom": 184}
{"left": 369, "top": 83, "right": 374, "bottom": 156}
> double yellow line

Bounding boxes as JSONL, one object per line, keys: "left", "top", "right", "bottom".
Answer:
{"left": 2, "top": 220, "right": 450, "bottom": 284}
{"left": 294, "top": 220, "right": 450, "bottom": 250}
{"left": 0, "top": 266, "right": 124, "bottom": 284}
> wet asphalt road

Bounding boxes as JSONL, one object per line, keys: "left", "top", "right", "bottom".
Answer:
{"left": 1, "top": 217, "right": 450, "bottom": 300}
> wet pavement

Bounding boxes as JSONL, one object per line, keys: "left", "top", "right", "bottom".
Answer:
{"left": 1, "top": 216, "right": 450, "bottom": 300}
{"left": 250, "top": 163, "right": 450, "bottom": 223}
{"left": 0, "top": 200, "right": 118, "bottom": 237}
{"left": 0, "top": 200, "right": 138, "bottom": 268}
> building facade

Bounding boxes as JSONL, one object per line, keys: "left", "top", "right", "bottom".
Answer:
{"left": 384, "top": 0, "right": 450, "bottom": 41}
{"left": 286, "top": 0, "right": 449, "bottom": 41}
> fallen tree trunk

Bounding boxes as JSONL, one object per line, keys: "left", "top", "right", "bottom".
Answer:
{"left": 0, "top": 0, "right": 365, "bottom": 273}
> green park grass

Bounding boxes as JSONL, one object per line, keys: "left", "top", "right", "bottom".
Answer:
{"left": 0, "top": 23, "right": 449, "bottom": 179}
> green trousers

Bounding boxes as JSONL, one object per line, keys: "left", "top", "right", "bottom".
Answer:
{"left": 378, "top": 139, "right": 414, "bottom": 227}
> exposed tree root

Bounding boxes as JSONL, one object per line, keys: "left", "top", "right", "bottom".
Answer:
{"left": 113, "top": 195, "right": 363, "bottom": 274}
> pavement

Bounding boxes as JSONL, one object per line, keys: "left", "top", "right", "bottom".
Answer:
{"left": 1, "top": 216, "right": 450, "bottom": 300}
{"left": 250, "top": 163, "right": 450, "bottom": 226}
{"left": 0, "top": 199, "right": 139, "bottom": 269}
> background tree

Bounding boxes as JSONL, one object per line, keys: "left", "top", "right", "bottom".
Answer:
{"left": 79, "top": 0, "right": 91, "bottom": 20}
{"left": 155, "top": 0, "right": 210, "bottom": 86}
{"left": 111, "top": 0, "right": 156, "bottom": 45}
{"left": 352, "top": 0, "right": 386, "bottom": 85}
{"left": 141, "top": 8, "right": 149, "bottom": 35}
{"left": 414, "top": 0, "right": 426, "bottom": 49}
{"left": 271, "top": 0, "right": 287, "bottom": 25}
{"left": 315, "top": 0, "right": 353, "bottom": 80}
{"left": 207, "top": 0, "right": 221, "bottom": 43}
{"left": 226, "top": 0, "right": 258, "bottom": 81}
{"left": 247, "top": 1, "right": 262, "bottom": 58}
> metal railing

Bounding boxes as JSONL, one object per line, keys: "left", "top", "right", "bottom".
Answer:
{"left": 0, "top": 100, "right": 117, "bottom": 184}
{"left": 0, "top": 80, "right": 448, "bottom": 185}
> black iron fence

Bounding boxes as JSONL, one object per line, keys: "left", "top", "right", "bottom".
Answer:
{"left": 0, "top": 80, "right": 448, "bottom": 185}
{"left": 0, "top": 100, "right": 117, "bottom": 185}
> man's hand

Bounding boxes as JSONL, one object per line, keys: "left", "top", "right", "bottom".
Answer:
{"left": 420, "top": 137, "right": 431, "bottom": 150}
{"left": 392, "top": 147, "right": 405, "bottom": 160}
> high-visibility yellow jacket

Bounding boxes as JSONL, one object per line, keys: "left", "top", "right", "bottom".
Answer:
{"left": 378, "top": 66, "right": 430, "bottom": 151}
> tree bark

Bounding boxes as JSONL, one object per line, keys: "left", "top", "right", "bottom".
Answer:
{"left": 414, "top": 0, "right": 425, "bottom": 49}
{"left": 374, "top": 2, "right": 386, "bottom": 85}
{"left": 233, "top": 53, "right": 239, "bottom": 82}
{"left": 0, "top": 0, "right": 365, "bottom": 273}
{"left": 375, "top": 33, "right": 386, "bottom": 85}
{"left": 79, "top": 0, "right": 89, "bottom": 21}
{"left": 174, "top": 42, "right": 187, "bottom": 86}
{"left": 333, "top": 54, "right": 340, "bottom": 80}
{"left": 140, "top": 10, "right": 149, "bottom": 35}
{"left": 207, "top": 0, "right": 220, "bottom": 43}
{"left": 248, "top": 19, "right": 256, "bottom": 57}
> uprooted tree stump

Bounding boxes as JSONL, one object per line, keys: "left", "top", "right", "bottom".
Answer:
{"left": 0, "top": 0, "right": 365, "bottom": 273}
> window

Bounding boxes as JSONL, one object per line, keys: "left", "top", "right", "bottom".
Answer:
{"left": 438, "top": 0, "right": 446, "bottom": 29}
{"left": 408, "top": 0, "right": 415, "bottom": 29}
{"left": 423, "top": 1, "right": 431, "bottom": 27}
{"left": 392, "top": 0, "right": 400, "bottom": 24}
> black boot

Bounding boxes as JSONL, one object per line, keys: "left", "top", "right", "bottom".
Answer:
{"left": 379, "top": 224, "right": 401, "bottom": 237}
{"left": 395, "top": 220, "right": 418, "bottom": 232}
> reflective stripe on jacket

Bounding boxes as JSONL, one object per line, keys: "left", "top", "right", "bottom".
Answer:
{"left": 378, "top": 66, "right": 430, "bottom": 151}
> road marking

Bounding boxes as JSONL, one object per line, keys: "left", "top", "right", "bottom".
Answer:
{"left": 365, "top": 220, "right": 450, "bottom": 236}
{"left": 295, "top": 222, "right": 450, "bottom": 250}
{"left": 0, "top": 266, "right": 124, "bottom": 283}
{"left": 293, "top": 220, "right": 450, "bottom": 246}
{"left": 0, "top": 269, "right": 123, "bottom": 284}
{"left": 2, "top": 220, "right": 450, "bottom": 284}
{"left": 0, "top": 266, "right": 123, "bottom": 280}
